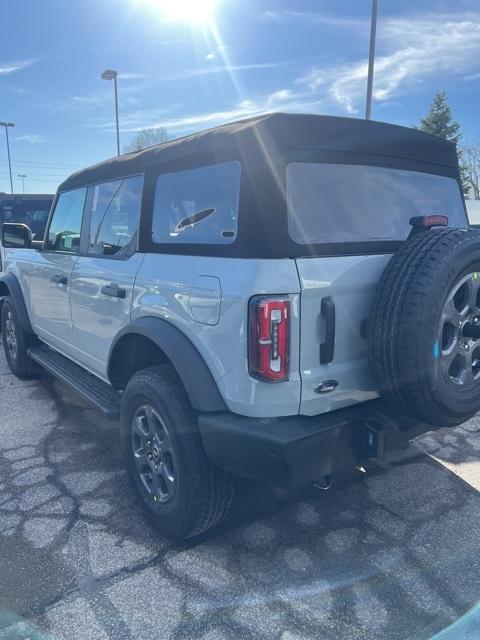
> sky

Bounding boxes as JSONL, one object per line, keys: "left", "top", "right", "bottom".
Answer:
{"left": 1, "top": 0, "right": 479, "bottom": 194}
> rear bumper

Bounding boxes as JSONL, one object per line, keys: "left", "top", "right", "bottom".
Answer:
{"left": 198, "top": 400, "right": 431, "bottom": 489}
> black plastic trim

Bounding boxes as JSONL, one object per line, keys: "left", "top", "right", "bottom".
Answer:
{"left": 29, "top": 344, "right": 120, "bottom": 417}
{"left": 320, "top": 297, "right": 335, "bottom": 364}
{"left": 198, "top": 400, "right": 430, "bottom": 489}
{"left": 108, "top": 317, "right": 227, "bottom": 412}
{"left": 0, "top": 272, "right": 34, "bottom": 334}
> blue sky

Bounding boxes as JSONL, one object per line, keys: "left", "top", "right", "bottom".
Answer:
{"left": 1, "top": 0, "right": 479, "bottom": 194}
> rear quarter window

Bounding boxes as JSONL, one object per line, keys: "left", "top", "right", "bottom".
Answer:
{"left": 287, "top": 163, "right": 467, "bottom": 244}
{"left": 151, "top": 161, "right": 241, "bottom": 245}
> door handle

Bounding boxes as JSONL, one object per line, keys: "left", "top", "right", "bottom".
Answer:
{"left": 51, "top": 274, "right": 68, "bottom": 285}
{"left": 101, "top": 283, "right": 126, "bottom": 299}
{"left": 320, "top": 297, "right": 336, "bottom": 364}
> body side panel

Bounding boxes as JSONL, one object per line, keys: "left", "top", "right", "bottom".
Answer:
{"left": 295, "top": 254, "right": 392, "bottom": 416}
{"left": 70, "top": 253, "right": 145, "bottom": 377}
{"left": 132, "top": 254, "right": 302, "bottom": 417}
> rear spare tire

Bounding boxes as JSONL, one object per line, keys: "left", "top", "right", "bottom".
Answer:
{"left": 368, "top": 227, "right": 480, "bottom": 427}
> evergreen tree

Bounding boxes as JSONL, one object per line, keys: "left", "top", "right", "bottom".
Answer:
{"left": 416, "top": 91, "right": 462, "bottom": 142}
{"left": 416, "top": 91, "right": 469, "bottom": 194}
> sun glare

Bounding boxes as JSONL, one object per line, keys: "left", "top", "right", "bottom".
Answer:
{"left": 143, "top": 0, "right": 219, "bottom": 24}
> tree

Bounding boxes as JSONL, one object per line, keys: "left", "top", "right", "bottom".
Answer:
{"left": 416, "top": 91, "right": 471, "bottom": 195}
{"left": 462, "top": 142, "right": 480, "bottom": 200}
{"left": 123, "top": 127, "right": 170, "bottom": 153}
{"left": 416, "top": 91, "right": 462, "bottom": 142}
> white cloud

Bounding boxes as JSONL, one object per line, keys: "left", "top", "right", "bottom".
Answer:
{"left": 117, "top": 72, "right": 148, "bottom": 80}
{"left": 15, "top": 134, "right": 45, "bottom": 144}
{"left": 83, "top": 9, "right": 480, "bottom": 138}
{"left": 0, "top": 59, "right": 36, "bottom": 75}
{"left": 297, "top": 12, "right": 480, "bottom": 113}
{"left": 165, "top": 62, "right": 282, "bottom": 81}
{"left": 205, "top": 52, "right": 217, "bottom": 61}
{"left": 92, "top": 88, "right": 322, "bottom": 134}
{"left": 263, "top": 9, "right": 366, "bottom": 30}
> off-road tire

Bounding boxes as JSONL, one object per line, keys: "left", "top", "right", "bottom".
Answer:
{"left": 1, "top": 299, "right": 37, "bottom": 378}
{"left": 120, "top": 365, "right": 234, "bottom": 539}
{"left": 368, "top": 227, "right": 480, "bottom": 427}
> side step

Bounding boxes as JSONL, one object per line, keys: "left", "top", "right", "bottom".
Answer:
{"left": 28, "top": 345, "right": 121, "bottom": 418}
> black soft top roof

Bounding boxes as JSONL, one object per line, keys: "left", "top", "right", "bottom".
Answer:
{"left": 59, "top": 112, "right": 458, "bottom": 191}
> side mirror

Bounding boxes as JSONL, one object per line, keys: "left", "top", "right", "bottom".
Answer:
{"left": 2, "top": 223, "right": 32, "bottom": 249}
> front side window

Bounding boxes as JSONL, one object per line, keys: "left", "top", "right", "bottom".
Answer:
{"left": 287, "top": 163, "right": 468, "bottom": 244}
{"left": 88, "top": 175, "right": 143, "bottom": 257}
{"left": 47, "top": 188, "right": 86, "bottom": 252}
{"left": 152, "top": 161, "right": 241, "bottom": 245}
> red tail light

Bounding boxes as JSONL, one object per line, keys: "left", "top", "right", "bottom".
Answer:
{"left": 249, "top": 296, "right": 290, "bottom": 382}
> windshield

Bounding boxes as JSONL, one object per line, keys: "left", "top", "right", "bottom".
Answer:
{"left": 287, "top": 163, "right": 468, "bottom": 244}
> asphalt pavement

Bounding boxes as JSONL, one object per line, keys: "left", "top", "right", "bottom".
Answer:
{"left": 0, "top": 347, "right": 479, "bottom": 640}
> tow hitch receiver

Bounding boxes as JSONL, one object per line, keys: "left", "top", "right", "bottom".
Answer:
{"left": 355, "top": 420, "right": 385, "bottom": 462}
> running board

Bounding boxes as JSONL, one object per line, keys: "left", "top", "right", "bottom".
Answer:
{"left": 28, "top": 345, "right": 121, "bottom": 418}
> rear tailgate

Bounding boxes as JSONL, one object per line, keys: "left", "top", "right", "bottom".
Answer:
{"left": 295, "top": 254, "right": 391, "bottom": 416}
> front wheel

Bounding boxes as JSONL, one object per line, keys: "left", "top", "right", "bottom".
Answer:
{"left": 120, "top": 365, "right": 234, "bottom": 539}
{"left": 1, "top": 299, "right": 37, "bottom": 378}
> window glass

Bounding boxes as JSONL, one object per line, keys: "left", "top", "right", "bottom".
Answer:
{"left": 88, "top": 175, "right": 143, "bottom": 257}
{"left": 287, "top": 163, "right": 468, "bottom": 244}
{"left": 152, "top": 161, "right": 241, "bottom": 245}
{"left": 47, "top": 188, "right": 86, "bottom": 252}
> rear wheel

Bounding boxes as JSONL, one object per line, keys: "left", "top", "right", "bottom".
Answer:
{"left": 120, "top": 365, "right": 234, "bottom": 539}
{"left": 1, "top": 299, "right": 37, "bottom": 378}
{"left": 368, "top": 228, "right": 480, "bottom": 427}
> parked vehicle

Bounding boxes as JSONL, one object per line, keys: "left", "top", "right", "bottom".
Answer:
{"left": 466, "top": 199, "right": 480, "bottom": 227}
{"left": 1, "top": 113, "right": 478, "bottom": 538}
{"left": 0, "top": 193, "right": 54, "bottom": 312}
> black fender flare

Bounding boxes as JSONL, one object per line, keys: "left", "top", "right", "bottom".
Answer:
{"left": 0, "top": 272, "right": 34, "bottom": 334}
{"left": 108, "top": 317, "right": 227, "bottom": 413}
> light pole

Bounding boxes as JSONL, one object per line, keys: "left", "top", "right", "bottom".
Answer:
{"left": 0, "top": 121, "right": 15, "bottom": 194}
{"left": 101, "top": 69, "right": 120, "bottom": 156}
{"left": 365, "top": 0, "right": 378, "bottom": 120}
{"left": 18, "top": 174, "right": 27, "bottom": 194}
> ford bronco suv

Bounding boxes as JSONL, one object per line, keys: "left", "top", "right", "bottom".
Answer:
{"left": 1, "top": 114, "right": 478, "bottom": 539}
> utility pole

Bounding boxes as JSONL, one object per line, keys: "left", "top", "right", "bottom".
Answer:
{"left": 18, "top": 173, "right": 27, "bottom": 194}
{"left": 101, "top": 69, "right": 120, "bottom": 156}
{"left": 0, "top": 121, "right": 15, "bottom": 193}
{"left": 365, "top": 0, "right": 378, "bottom": 120}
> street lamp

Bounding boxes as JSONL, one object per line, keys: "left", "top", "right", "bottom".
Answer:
{"left": 0, "top": 121, "right": 15, "bottom": 194}
{"left": 365, "top": 0, "right": 378, "bottom": 120}
{"left": 101, "top": 69, "right": 120, "bottom": 156}
{"left": 18, "top": 174, "right": 27, "bottom": 194}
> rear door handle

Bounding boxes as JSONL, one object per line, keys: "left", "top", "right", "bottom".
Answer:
{"left": 51, "top": 274, "right": 67, "bottom": 285}
{"left": 101, "top": 283, "right": 126, "bottom": 299}
{"left": 320, "top": 297, "right": 336, "bottom": 364}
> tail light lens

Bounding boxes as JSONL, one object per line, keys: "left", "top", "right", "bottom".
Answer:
{"left": 249, "top": 296, "right": 290, "bottom": 382}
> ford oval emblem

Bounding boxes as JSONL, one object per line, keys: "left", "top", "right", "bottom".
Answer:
{"left": 314, "top": 380, "right": 339, "bottom": 394}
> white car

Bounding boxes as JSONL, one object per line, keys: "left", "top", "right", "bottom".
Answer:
{"left": 1, "top": 114, "right": 477, "bottom": 539}
{"left": 466, "top": 198, "right": 480, "bottom": 227}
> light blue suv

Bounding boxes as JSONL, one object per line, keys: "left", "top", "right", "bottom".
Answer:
{"left": 1, "top": 114, "right": 478, "bottom": 538}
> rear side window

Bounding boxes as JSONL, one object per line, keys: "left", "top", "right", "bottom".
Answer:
{"left": 287, "top": 163, "right": 467, "bottom": 244}
{"left": 88, "top": 175, "right": 143, "bottom": 257}
{"left": 152, "top": 161, "right": 241, "bottom": 245}
{"left": 47, "top": 188, "right": 87, "bottom": 252}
